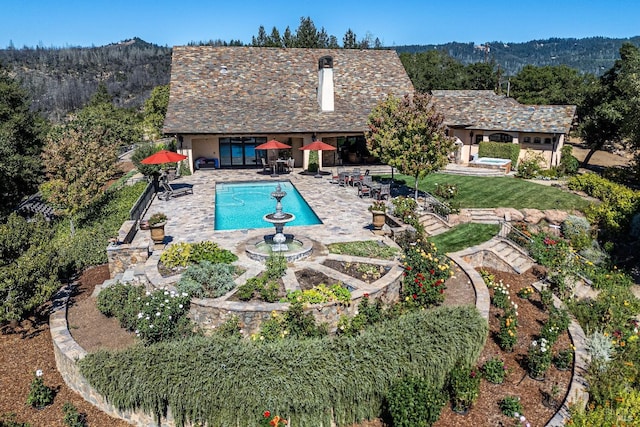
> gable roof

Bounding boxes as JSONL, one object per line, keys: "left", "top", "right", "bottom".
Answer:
{"left": 163, "top": 46, "right": 414, "bottom": 135}
{"left": 431, "top": 90, "right": 576, "bottom": 134}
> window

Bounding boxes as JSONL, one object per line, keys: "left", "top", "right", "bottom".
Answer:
{"left": 219, "top": 136, "right": 267, "bottom": 167}
{"left": 488, "top": 133, "right": 513, "bottom": 143}
{"left": 523, "top": 136, "right": 531, "bottom": 143}
{"left": 534, "top": 137, "right": 541, "bottom": 144}
{"left": 475, "top": 135, "right": 483, "bottom": 144}
{"left": 544, "top": 138, "right": 552, "bottom": 144}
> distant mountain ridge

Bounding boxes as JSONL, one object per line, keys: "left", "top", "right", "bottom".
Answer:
{"left": 1, "top": 35, "right": 638, "bottom": 120}
{"left": 0, "top": 37, "right": 171, "bottom": 120}
{"left": 393, "top": 36, "right": 640, "bottom": 76}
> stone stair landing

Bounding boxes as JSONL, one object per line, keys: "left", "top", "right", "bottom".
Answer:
{"left": 419, "top": 213, "right": 452, "bottom": 236}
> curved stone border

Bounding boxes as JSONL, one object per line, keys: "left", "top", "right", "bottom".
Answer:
{"left": 53, "top": 244, "right": 588, "bottom": 427}
{"left": 50, "top": 286, "right": 171, "bottom": 426}
{"left": 532, "top": 281, "right": 589, "bottom": 427}
{"left": 448, "top": 245, "right": 589, "bottom": 427}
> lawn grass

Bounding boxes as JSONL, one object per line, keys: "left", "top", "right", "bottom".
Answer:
{"left": 429, "top": 223, "right": 500, "bottom": 253}
{"left": 327, "top": 240, "right": 399, "bottom": 260}
{"left": 382, "top": 173, "right": 590, "bottom": 212}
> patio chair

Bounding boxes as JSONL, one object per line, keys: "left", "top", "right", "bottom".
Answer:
{"left": 260, "top": 158, "right": 271, "bottom": 174}
{"left": 158, "top": 178, "right": 193, "bottom": 201}
{"left": 376, "top": 184, "right": 391, "bottom": 200}
{"left": 358, "top": 185, "right": 372, "bottom": 198}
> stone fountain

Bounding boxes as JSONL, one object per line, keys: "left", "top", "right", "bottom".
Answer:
{"left": 263, "top": 183, "right": 295, "bottom": 252}
{"left": 244, "top": 182, "right": 313, "bottom": 262}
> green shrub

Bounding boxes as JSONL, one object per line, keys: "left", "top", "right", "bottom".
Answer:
{"left": 265, "top": 252, "right": 287, "bottom": 279}
{"left": 497, "top": 304, "right": 518, "bottom": 352}
{"left": 96, "top": 282, "right": 144, "bottom": 330}
{"left": 131, "top": 143, "right": 164, "bottom": 177}
{"left": 79, "top": 306, "right": 487, "bottom": 427}
{"left": 259, "top": 280, "right": 280, "bottom": 303}
{"left": 558, "top": 144, "right": 579, "bottom": 176}
{"left": 177, "top": 261, "right": 237, "bottom": 298}
{"left": 256, "top": 300, "right": 328, "bottom": 341}
{"left": 398, "top": 236, "right": 451, "bottom": 308}
{"left": 236, "top": 277, "right": 263, "bottom": 301}
{"left": 434, "top": 182, "right": 458, "bottom": 200}
{"left": 569, "top": 389, "right": 640, "bottom": 427}
{"left": 62, "top": 402, "right": 86, "bottom": 427}
{"left": 528, "top": 233, "right": 571, "bottom": 268}
{"left": 561, "top": 215, "right": 592, "bottom": 251}
{"left": 282, "top": 283, "right": 351, "bottom": 305}
{"left": 540, "top": 307, "right": 570, "bottom": 344}
{"left": 26, "top": 371, "right": 54, "bottom": 408}
{"left": 0, "top": 413, "right": 31, "bottom": 427}
{"left": 568, "top": 286, "right": 640, "bottom": 336}
{"left": 386, "top": 377, "right": 446, "bottom": 427}
{"left": 161, "top": 241, "right": 238, "bottom": 269}
{"left": 0, "top": 214, "right": 61, "bottom": 323}
{"left": 448, "top": 364, "right": 481, "bottom": 412}
{"left": 515, "top": 150, "right": 545, "bottom": 179}
{"left": 499, "top": 396, "right": 523, "bottom": 417}
{"left": 482, "top": 357, "right": 507, "bottom": 384}
{"left": 336, "top": 294, "right": 397, "bottom": 337}
{"left": 478, "top": 141, "right": 520, "bottom": 166}
{"left": 567, "top": 173, "right": 640, "bottom": 235}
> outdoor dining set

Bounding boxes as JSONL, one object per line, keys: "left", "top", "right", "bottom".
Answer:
{"left": 332, "top": 168, "right": 391, "bottom": 200}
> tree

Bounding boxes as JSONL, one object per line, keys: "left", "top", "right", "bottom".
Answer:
{"left": 294, "top": 17, "right": 320, "bottom": 48}
{"left": 0, "top": 213, "right": 60, "bottom": 323}
{"left": 510, "top": 64, "right": 591, "bottom": 105}
{"left": 40, "top": 121, "right": 119, "bottom": 216}
{"left": 399, "top": 50, "right": 468, "bottom": 92}
{"left": 578, "top": 43, "right": 639, "bottom": 167}
{"left": 365, "top": 93, "right": 454, "bottom": 199}
{"left": 343, "top": 29, "right": 358, "bottom": 49}
{"left": 143, "top": 84, "right": 169, "bottom": 140}
{"left": 0, "top": 66, "right": 47, "bottom": 219}
{"left": 282, "top": 27, "right": 295, "bottom": 48}
{"left": 267, "top": 27, "right": 282, "bottom": 47}
{"left": 251, "top": 26, "right": 268, "bottom": 47}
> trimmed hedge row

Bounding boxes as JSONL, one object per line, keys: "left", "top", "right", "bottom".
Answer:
{"left": 478, "top": 141, "right": 521, "bottom": 167}
{"left": 79, "top": 305, "right": 488, "bottom": 427}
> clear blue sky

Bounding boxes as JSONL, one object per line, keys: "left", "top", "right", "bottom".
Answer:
{"left": 3, "top": 0, "right": 637, "bottom": 49}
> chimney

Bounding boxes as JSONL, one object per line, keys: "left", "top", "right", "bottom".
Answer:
{"left": 317, "top": 56, "right": 334, "bottom": 112}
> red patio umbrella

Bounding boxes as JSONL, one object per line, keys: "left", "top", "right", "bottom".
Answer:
{"left": 256, "top": 140, "right": 291, "bottom": 176}
{"left": 299, "top": 140, "right": 337, "bottom": 152}
{"left": 299, "top": 141, "right": 336, "bottom": 177}
{"left": 141, "top": 149, "right": 188, "bottom": 164}
{"left": 255, "top": 140, "right": 291, "bottom": 150}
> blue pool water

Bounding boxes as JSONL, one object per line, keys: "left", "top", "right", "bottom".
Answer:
{"left": 214, "top": 181, "right": 322, "bottom": 231}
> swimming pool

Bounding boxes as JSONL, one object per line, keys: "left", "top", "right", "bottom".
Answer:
{"left": 214, "top": 181, "right": 322, "bottom": 231}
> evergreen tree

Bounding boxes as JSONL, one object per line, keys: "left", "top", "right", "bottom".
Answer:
{"left": 294, "top": 17, "right": 320, "bottom": 48}
{"left": 0, "top": 66, "right": 47, "bottom": 219}
{"left": 343, "top": 29, "right": 358, "bottom": 49}
{"left": 252, "top": 26, "right": 269, "bottom": 47}
{"left": 267, "top": 27, "right": 282, "bottom": 48}
{"left": 282, "top": 27, "right": 295, "bottom": 48}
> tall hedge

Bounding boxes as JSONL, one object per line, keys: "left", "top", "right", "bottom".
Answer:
{"left": 79, "top": 305, "right": 487, "bottom": 427}
{"left": 478, "top": 141, "right": 520, "bottom": 167}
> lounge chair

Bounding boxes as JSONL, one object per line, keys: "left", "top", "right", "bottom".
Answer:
{"left": 158, "top": 179, "right": 193, "bottom": 201}
{"left": 376, "top": 184, "right": 391, "bottom": 200}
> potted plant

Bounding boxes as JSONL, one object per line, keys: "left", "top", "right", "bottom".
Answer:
{"left": 148, "top": 213, "right": 168, "bottom": 244}
{"left": 527, "top": 338, "right": 552, "bottom": 380}
{"left": 448, "top": 364, "right": 481, "bottom": 414}
{"left": 368, "top": 200, "right": 387, "bottom": 230}
{"left": 482, "top": 357, "right": 508, "bottom": 384}
{"left": 553, "top": 348, "right": 574, "bottom": 371}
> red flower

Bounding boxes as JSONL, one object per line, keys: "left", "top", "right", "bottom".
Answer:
{"left": 435, "top": 279, "right": 443, "bottom": 286}
{"left": 363, "top": 293, "right": 369, "bottom": 298}
{"left": 430, "top": 269, "right": 435, "bottom": 275}
{"left": 412, "top": 294, "right": 417, "bottom": 299}
{"left": 439, "top": 289, "right": 444, "bottom": 294}
{"left": 418, "top": 283, "right": 423, "bottom": 287}
{"left": 414, "top": 278, "right": 420, "bottom": 283}
{"left": 264, "top": 411, "right": 271, "bottom": 418}
{"left": 406, "top": 266, "right": 412, "bottom": 271}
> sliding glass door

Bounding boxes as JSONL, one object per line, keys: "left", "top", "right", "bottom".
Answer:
{"left": 219, "top": 137, "right": 266, "bottom": 167}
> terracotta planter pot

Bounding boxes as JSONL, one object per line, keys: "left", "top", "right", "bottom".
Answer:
{"left": 371, "top": 211, "right": 386, "bottom": 230}
{"left": 149, "top": 222, "right": 166, "bottom": 244}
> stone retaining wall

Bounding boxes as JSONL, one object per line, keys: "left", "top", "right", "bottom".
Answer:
{"left": 107, "top": 240, "right": 150, "bottom": 278}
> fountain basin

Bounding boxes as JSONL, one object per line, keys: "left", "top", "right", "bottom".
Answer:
{"left": 245, "top": 235, "right": 313, "bottom": 262}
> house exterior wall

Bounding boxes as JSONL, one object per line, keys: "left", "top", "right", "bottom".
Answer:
{"left": 447, "top": 128, "right": 566, "bottom": 168}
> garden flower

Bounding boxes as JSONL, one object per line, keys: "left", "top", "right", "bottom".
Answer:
{"left": 35, "top": 369, "right": 43, "bottom": 377}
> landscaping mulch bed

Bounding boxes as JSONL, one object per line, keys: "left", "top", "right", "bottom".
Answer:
{"left": 0, "top": 265, "right": 132, "bottom": 427}
{"left": 323, "top": 259, "right": 390, "bottom": 283}
{"left": 1, "top": 264, "right": 574, "bottom": 427}
{"left": 295, "top": 268, "right": 338, "bottom": 290}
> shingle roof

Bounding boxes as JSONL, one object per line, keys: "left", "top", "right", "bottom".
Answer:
{"left": 163, "top": 46, "right": 414, "bottom": 135}
{"left": 431, "top": 90, "right": 576, "bottom": 134}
